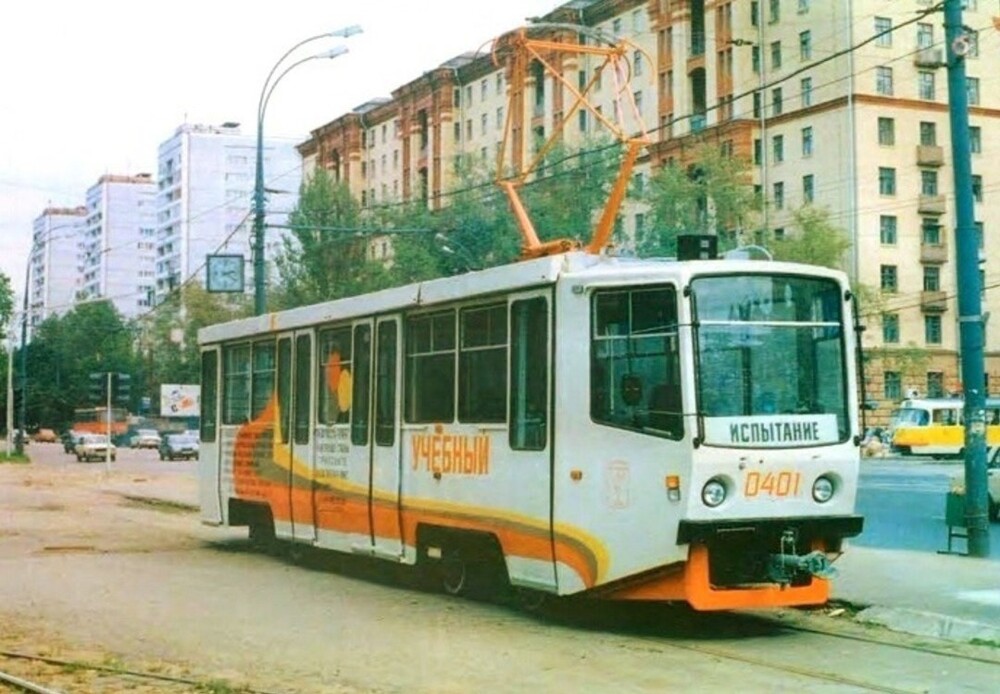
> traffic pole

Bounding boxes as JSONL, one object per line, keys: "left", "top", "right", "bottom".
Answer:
{"left": 945, "top": 0, "right": 989, "bottom": 556}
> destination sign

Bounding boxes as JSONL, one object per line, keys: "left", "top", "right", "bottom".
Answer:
{"left": 704, "top": 414, "right": 838, "bottom": 447}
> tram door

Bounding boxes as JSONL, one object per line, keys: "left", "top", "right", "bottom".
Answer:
{"left": 369, "top": 315, "right": 403, "bottom": 558}
{"left": 198, "top": 348, "right": 223, "bottom": 525}
{"left": 279, "top": 331, "right": 317, "bottom": 542}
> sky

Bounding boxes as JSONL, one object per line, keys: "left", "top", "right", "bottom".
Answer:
{"left": 0, "top": 0, "right": 563, "bottom": 306}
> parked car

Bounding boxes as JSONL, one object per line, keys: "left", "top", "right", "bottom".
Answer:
{"left": 32, "top": 428, "right": 58, "bottom": 443}
{"left": 75, "top": 434, "right": 116, "bottom": 462}
{"left": 159, "top": 433, "right": 199, "bottom": 461}
{"left": 131, "top": 429, "right": 162, "bottom": 449}
{"left": 62, "top": 430, "right": 84, "bottom": 454}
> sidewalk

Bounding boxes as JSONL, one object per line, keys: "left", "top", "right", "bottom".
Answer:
{"left": 100, "top": 473, "right": 1000, "bottom": 645}
{"left": 833, "top": 543, "right": 1000, "bottom": 644}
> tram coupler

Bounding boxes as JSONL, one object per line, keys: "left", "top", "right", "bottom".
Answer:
{"left": 767, "top": 530, "right": 837, "bottom": 585}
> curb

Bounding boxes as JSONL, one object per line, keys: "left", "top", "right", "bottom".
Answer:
{"left": 856, "top": 606, "right": 1000, "bottom": 645}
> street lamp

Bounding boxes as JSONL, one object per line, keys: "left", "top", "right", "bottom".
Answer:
{"left": 253, "top": 25, "right": 362, "bottom": 315}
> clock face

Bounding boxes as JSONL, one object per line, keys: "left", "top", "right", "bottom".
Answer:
{"left": 206, "top": 254, "right": 245, "bottom": 293}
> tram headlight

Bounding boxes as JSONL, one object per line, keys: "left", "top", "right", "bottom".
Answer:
{"left": 812, "top": 476, "right": 835, "bottom": 503}
{"left": 701, "top": 479, "right": 727, "bottom": 508}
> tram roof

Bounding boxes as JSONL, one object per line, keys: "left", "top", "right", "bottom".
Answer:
{"left": 198, "top": 252, "right": 848, "bottom": 345}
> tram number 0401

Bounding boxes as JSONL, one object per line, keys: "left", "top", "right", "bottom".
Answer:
{"left": 744, "top": 471, "right": 802, "bottom": 497}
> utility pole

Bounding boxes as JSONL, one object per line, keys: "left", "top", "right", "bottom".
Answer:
{"left": 945, "top": 0, "right": 989, "bottom": 557}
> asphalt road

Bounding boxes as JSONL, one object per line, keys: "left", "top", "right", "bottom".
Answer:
{"left": 854, "top": 455, "right": 1000, "bottom": 560}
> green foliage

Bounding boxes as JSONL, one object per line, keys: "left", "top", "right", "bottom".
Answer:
{"left": 520, "top": 138, "right": 622, "bottom": 248}
{"left": 639, "top": 142, "right": 758, "bottom": 257}
{"left": 146, "top": 284, "right": 249, "bottom": 393}
{"left": 274, "top": 169, "right": 384, "bottom": 307}
{"left": 0, "top": 272, "right": 12, "bottom": 331}
{"left": 24, "top": 301, "right": 139, "bottom": 429}
{"left": 769, "top": 206, "right": 851, "bottom": 269}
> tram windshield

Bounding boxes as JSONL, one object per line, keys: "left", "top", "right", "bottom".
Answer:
{"left": 691, "top": 274, "right": 849, "bottom": 447}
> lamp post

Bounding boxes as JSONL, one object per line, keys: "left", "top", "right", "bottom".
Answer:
{"left": 253, "top": 25, "right": 361, "bottom": 315}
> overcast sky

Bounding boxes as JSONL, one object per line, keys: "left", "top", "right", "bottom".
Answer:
{"left": 0, "top": 0, "right": 561, "bottom": 310}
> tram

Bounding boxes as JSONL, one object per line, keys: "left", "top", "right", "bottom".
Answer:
{"left": 891, "top": 397, "right": 1000, "bottom": 458}
{"left": 197, "top": 250, "right": 864, "bottom": 611}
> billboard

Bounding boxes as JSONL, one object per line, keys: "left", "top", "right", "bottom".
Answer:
{"left": 160, "top": 384, "right": 200, "bottom": 417}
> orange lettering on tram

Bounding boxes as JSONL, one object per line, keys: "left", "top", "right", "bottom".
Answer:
{"left": 410, "top": 431, "right": 492, "bottom": 476}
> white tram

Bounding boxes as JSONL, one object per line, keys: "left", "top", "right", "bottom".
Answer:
{"left": 198, "top": 251, "right": 863, "bottom": 610}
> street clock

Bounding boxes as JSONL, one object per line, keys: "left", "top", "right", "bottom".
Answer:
{"left": 206, "top": 254, "right": 245, "bottom": 293}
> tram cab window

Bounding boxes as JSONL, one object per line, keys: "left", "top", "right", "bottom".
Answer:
{"left": 222, "top": 344, "right": 251, "bottom": 425}
{"left": 590, "top": 286, "right": 683, "bottom": 439}
{"left": 459, "top": 304, "right": 508, "bottom": 423}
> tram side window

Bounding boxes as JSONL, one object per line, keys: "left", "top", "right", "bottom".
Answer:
{"left": 375, "top": 321, "right": 398, "bottom": 446}
{"left": 405, "top": 311, "right": 456, "bottom": 423}
{"left": 318, "top": 327, "right": 353, "bottom": 425}
{"left": 295, "top": 335, "right": 312, "bottom": 445}
{"left": 277, "top": 338, "right": 292, "bottom": 444}
{"left": 223, "top": 344, "right": 251, "bottom": 425}
{"left": 459, "top": 304, "right": 508, "bottom": 423}
{"left": 510, "top": 298, "right": 548, "bottom": 450}
{"left": 351, "top": 325, "right": 372, "bottom": 446}
{"left": 251, "top": 341, "right": 276, "bottom": 419}
{"left": 200, "top": 351, "right": 218, "bottom": 442}
{"left": 591, "top": 286, "right": 683, "bottom": 439}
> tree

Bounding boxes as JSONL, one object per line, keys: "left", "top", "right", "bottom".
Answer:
{"left": 639, "top": 142, "right": 758, "bottom": 257}
{"left": 0, "top": 272, "right": 12, "bottom": 331}
{"left": 769, "top": 206, "right": 851, "bottom": 269}
{"left": 274, "top": 169, "right": 383, "bottom": 307}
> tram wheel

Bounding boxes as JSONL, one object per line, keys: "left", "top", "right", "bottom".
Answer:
{"left": 440, "top": 548, "right": 468, "bottom": 596}
{"left": 514, "top": 587, "right": 549, "bottom": 613}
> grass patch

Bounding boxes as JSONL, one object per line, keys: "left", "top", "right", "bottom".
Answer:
{"left": 970, "top": 637, "right": 1000, "bottom": 649}
{"left": 0, "top": 451, "right": 30, "bottom": 464}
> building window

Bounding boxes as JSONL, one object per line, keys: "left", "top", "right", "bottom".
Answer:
{"left": 578, "top": 110, "right": 588, "bottom": 132}
{"left": 880, "top": 264, "right": 897, "bottom": 291}
{"left": 772, "top": 87, "right": 783, "bottom": 115}
{"left": 753, "top": 91, "right": 762, "bottom": 118}
{"left": 771, "top": 41, "right": 782, "bottom": 69}
{"left": 773, "top": 181, "right": 785, "bottom": 209}
{"left": 922, "top": 218, "right": 942, "bottom": 245}
{"left": 752, "top": 45, "right": 760, "bottom": 73}
{"left": 921, "top": 169, "right": 938, "bottom": 196}
{"left": 878, "top": 167, "right": 896, "bottom": 196}
{"left": 883, "top": 314, "right": 899, "bottom": 344}
{"left": 880, "top": 215, "right": 897, "bottom": 244}
{"left": 925, "top": 316, "right": 942, "bottom": 345}
{"left": 970, "top": 126, "right": 981, "bottom": 153}
{"left": 751, "top": 0, "right": 760, "bottom": 26}
{"left": 972, "top": 175, "right": 983, "bottom": 203}
{"left": 920, "top": 121, "right": 937, "bottom": 146}
{"left": 798, "top": 0, "right": 810, "bottom": 13}
{"left": 927, "top": 372, "right": 945, "bottom": 398}
{"left": 496, "top": 107, "right": 504, "bottom": 130}
{"left": 917, "top": 23, "right": 934, "bottom": 49}
{"left": 465, "top": 85, "right": 473, "bottom": 105}
{"left": 801, "top": 126, "right": 813, "bottom": 156}
{"left": 967, "top": 77, "right": 980, "bottom": 106}
{"left": 772, "top": 134, "right": 784, "bottom": 163}
{"left": 481, "top": 113, "right": 488, "bottom": 136}
{"left": 634, "top": 50, "right": 643, "bottom": 76}
{"left": 773, "top": 227, "right": 785, "bottom": 240}
{"left": 967, "top": 29, "right": 980, "bottom": 58}
{"left": 753, "top": 138, "right": 762, "bottom": 165}
{"left": 803, "top": 174, "right": 814, "bottom": 203}
{"left": 876, "top": 66, "right": 893, "bottom": 96}
{"left": 919, "top": 71, "right": 936, "bottom": 100}
{"left": 634, "top": 90, "right": 643, "bottom": 112}
{"left": 875, "top": 17, "right": 892, "bottom": 47}
{"left": 496, "top": 73, "right": 503, "bottom": 95}
{"left": 799, "top": 31, "right": 812, "bottom": 60}
{"left": 921, "top": 267, "right": 942, "bottom": 296}
{"left": 884, "top": 370, "right": 901, "bottom": 400}
{"left": 801, "top": 77, "right": 812, "bottom": 107}
{"left": 878, "top": 117, "right": 895, "bottom": 145}
{"left": 769, "top": 0, "right": 780, "bottom": 23}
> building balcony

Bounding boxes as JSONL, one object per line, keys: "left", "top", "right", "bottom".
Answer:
{"left": 920, "top": 242, "right": 948, "bottom": 264}
{"left": 918, "top": 194, "right": 946, "bottom": 215}
{"left": 920, "top": 290, "right": 948, "bottom": 313}
{"left": 917, "top": 145, "right": 944, "bottom": 167}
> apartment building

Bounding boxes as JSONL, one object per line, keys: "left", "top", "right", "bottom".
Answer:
{"left": 27, "top": 207, "right": 86, "bottom": 337}
{"left": 78, "top": 174, "right": 157, "bottom": 320}
{"left": 298, "top": 0, "right": 999, "bottom": 417}
{"left": 154, "top": 122, "right": 302, "bottom": 303}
